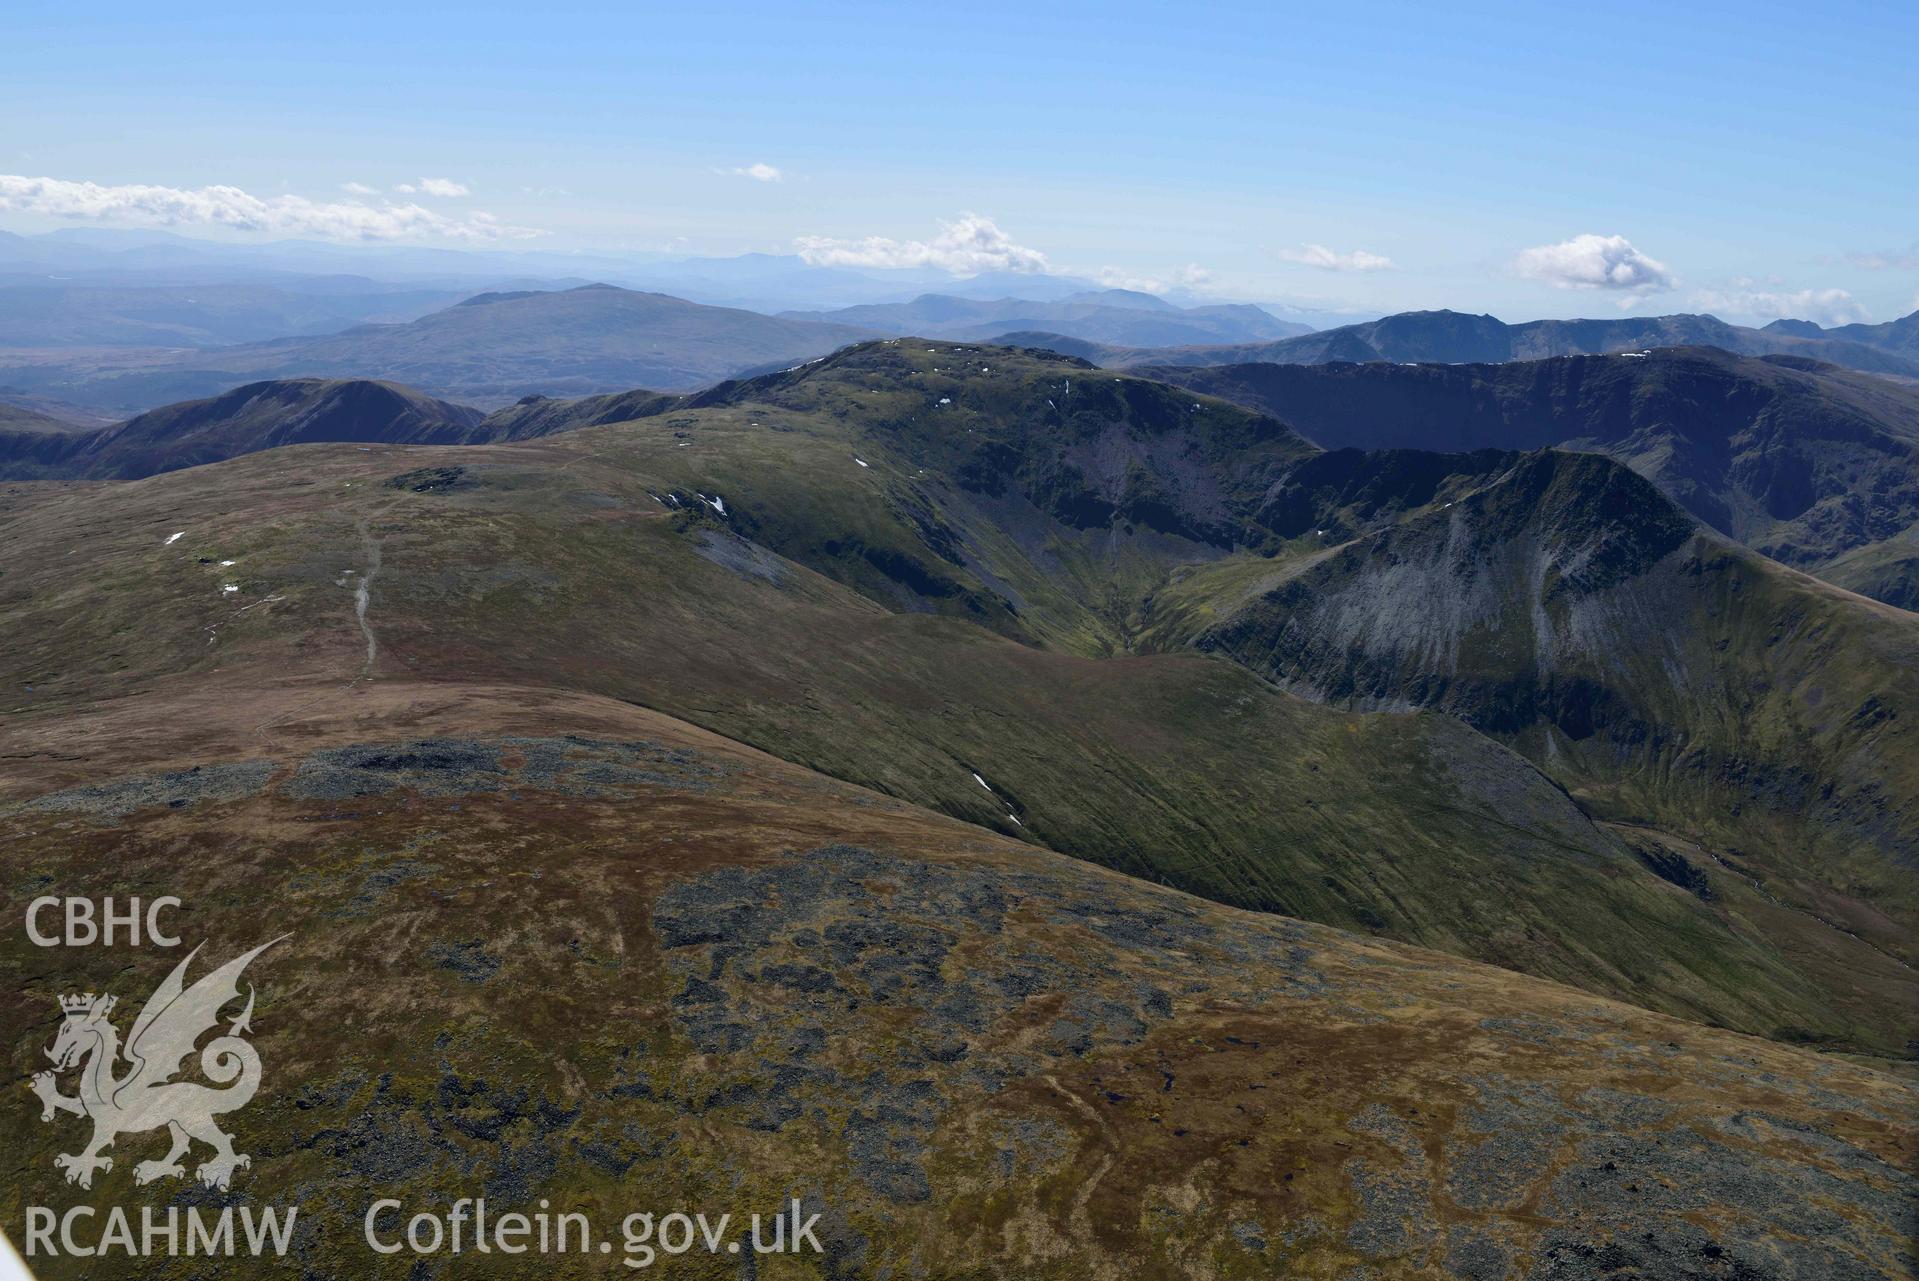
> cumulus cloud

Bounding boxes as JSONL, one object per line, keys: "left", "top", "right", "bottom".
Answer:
{"left": 394, "top": 177, "right": 470, "bottom": 197}
{"left": 1278, "top": 244, "right": 1394, "bottom": 272}
{"left": 0, "top": 174, "right": 539, "bottom": 241}
{"left": 1691, "top": 286, "right": 1868, "bottom": 326}
{"left": 795, "top": 213, "right": 1048, "bottom": 275}
{"left": 1093, "top": 263, "right": 1213, "bottom": 294}
{"left": 340, "top": 181, "right": 378, "bottom": 195}
{"left": 726, "top": 163, "right": 784, "bottom": 183}
{"left": 1513, "top": 233, "right": 1672, "bottom": 294}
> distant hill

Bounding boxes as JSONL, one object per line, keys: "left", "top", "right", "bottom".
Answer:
{"left": 0, "top": 400, "right": 87, "bottom": 435}
{"left": 0, "top": 378, "right": 484, "bottom": 479}
{"left": 0, "top": 284, "right": 879, "bottom": 411}
{"left": 1769, "top": 311, "right": 1919, "bottom": 357}
{"left": 1141, "top": 347, "right": 1919, "bottom": 588}
{"left": 784, "top": 289, "right": 1310, "bottom": 347}
{"left": 1015, "top": 308, "right": 1919, "bottom": 379}
{"left": 0, "top": 391, "right": 118, "bottom": 428}
{"left": 0, "top": 399, "right": 100, "bottom": 476}
{"left": 0, "top": 280, "right": 468, "bottom": 348}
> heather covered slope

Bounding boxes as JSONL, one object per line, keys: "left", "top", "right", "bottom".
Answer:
{"left": 4, "top": 689, "right": 1912, "bottom": 1279}
{"left": 1141, "top": 347, "right": 1919, "bottom": 584}
{"left": 1, "top": 343, "right": 1911, "bottom": 1053}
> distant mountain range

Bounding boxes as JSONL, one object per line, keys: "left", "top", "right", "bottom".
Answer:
{"left": 0, "top": 284, "right": 877, "bottom": 410}
{"left": 10, "top": 340, "right": 1919, "bottom": 613}
{"left": 1009, "top": 307, "right": 1919, "bottom": 380}
{"left": 780, "top": 289, "right": 1311, "bottom": 346}
{"left": 0, "top": 225, "right": 1362, "bottom": 321}
{"left": 1142, "top": 346, "right": 1919, "bottom": 601}
{"left": 0, "top": 279, "right": 475, "bottom": 348}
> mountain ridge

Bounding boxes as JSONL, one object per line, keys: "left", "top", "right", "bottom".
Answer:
{"left": 1141, "top": 345, "right": 1919, "bottom": 590}
{"left": 1007, "top": 308, "right": 1919, "bottom": 380}
{"left": 782, "top": 289, "right": 1312, "bottom": 347}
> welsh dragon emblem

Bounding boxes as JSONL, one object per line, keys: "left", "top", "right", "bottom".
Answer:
{"left": 31, "top": 938, "right": 284, "bottom": 1191}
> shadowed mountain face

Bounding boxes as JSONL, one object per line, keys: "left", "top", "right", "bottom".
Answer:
{"left": 2, "top": 341, "right": 1911, "bottom": 1060}
{"left": 783, "top": 289, "right": 1311, "bottom": 347}
{"left": 0, "top": 378, "right": 487, "bottom": 479}
{"left": 1142, "top": 347, "right": 1919, "bottom": 587}
{"left": 1015, "top": 308, "right": 1919, "bottom": 380}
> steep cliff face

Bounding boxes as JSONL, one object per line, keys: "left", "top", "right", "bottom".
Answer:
{"left": 1147, "top": 347, "right": 1919, "bottom": 596}
{"left": 1199, "top": 450, "right": 1918, "bottom": 970}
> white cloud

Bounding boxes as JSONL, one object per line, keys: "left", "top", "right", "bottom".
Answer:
{"left": 1691, "top": 286, "right": 1869, "bottom": 326}
{"left": 726, "top": 163, "right": 784, "bottom": 183}
{"left": 1513, "top": 233, "right": 1672, "bottom": 293}
{"left": 340, "top": 181, "right": 378, "bottom": 195}
{"left": 1092, "top": 263, "right": 1214, "bottom": 294}
{"left": 0, "top": 174, "right": 540, "bottom": 241}
{"left": 394, "top": 177, "right": 470, "bottom": 197}
{"left": 795, "top": 213, "right": 1048, "bottom": 276}
{"left": 1278, "top": 244, "right": 1394, "bottom": 272}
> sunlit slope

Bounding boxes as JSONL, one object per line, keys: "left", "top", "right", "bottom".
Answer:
{"left": 2, "top": 397, "right": 1909, "bottom": 1050}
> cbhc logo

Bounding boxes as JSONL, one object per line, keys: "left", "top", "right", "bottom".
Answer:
{"left": 25, "top": 897, "right": 182, "bottom": 947}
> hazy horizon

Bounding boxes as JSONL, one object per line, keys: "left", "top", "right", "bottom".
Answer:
{"left": 4, "top": 0, "right": 1914, "bottom": 327}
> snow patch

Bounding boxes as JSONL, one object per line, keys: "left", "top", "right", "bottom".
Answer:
{"left": 163, "top": 531, "right": 183, "bottom": 546}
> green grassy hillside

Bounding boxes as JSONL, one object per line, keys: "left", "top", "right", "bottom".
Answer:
{"left": 3, "top": 343, "right": 1911, "bottom": 1052}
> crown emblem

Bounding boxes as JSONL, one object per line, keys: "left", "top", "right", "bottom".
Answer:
{"left": 59, "top": 992, "right": 114, "bottom": 1016}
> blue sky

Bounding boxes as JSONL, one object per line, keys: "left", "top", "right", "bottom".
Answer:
{"left": 4, "top": 0, "right": 1915, "bottom": 322}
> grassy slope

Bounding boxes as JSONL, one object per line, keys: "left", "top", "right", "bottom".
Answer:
{"left": 1818, "top": 525, "right": 1919, "bottom": 611}
{"left": 1, "top": 351, "right": 1910, "bottom": 1052}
